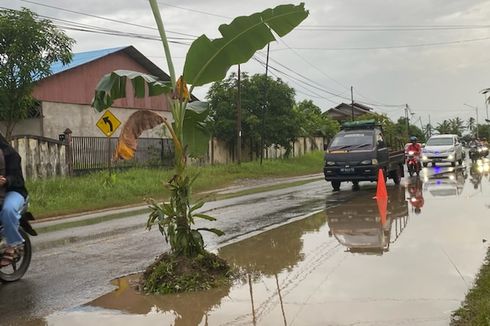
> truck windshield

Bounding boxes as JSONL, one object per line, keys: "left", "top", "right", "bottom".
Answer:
{"left": 329, "top": 132, "right": 374, "bottom": 149}
{"left": 426, "top": 138, "right": 453, "bottom": 146}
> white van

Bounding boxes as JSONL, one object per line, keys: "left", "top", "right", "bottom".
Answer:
{"left": 421, "top": 134, "right": 463, "bottom": 167}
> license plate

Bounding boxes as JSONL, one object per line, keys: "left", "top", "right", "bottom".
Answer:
{"left": 341, "top": 167, "right": 355, "bottom": 173}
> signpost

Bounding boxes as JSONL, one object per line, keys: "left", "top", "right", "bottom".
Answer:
{"left": 96, "top": 110, "right": 122, "bottom": 174}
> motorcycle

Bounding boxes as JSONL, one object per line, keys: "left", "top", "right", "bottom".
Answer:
{"left": 0, "top": 199, "right": 37, "bottom": 282}
{"left": 406, "top": 150, "right": 421, "bottom": 177}
{"left": 469, "top": 144, "right": 485, "bottom": 163}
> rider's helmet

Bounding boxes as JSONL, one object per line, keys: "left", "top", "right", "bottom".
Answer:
{"left": 410, "top": 136, "right": 417, "bottom": 144}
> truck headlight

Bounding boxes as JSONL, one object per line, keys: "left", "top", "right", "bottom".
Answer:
{"left": 362, "top": 159, "right": 378, "bottom": 165}
{"left": 326, "top": 161, "right": 335, "bottom": 166}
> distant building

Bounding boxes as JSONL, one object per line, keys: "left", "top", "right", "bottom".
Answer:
{"left": 324, "top": 102, "right": 374, "bottom": 122}
{"left": 5, "top": 45, "right": 172, "bottom": 139}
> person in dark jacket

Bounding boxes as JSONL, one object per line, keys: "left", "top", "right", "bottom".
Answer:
{"left": 0, "top": 135, "right": 28, "bottom": 267}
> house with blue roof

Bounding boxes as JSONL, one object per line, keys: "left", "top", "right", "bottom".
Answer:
{"left": 12, "top": 45, "right": 172, "bottom": 139}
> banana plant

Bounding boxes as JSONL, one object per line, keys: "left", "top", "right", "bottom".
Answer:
{"left": 91, "top": 1, "right": 308, "bottom": 257}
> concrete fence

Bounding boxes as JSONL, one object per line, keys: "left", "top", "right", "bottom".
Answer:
{"left": 208, "top": 136, "right": 326, "bottom": 165}
{"left": 11, "top": 135, "right": 69, "bottom": 180}
{"left": 11, "top": 134, "right": 326, "bottom": 179}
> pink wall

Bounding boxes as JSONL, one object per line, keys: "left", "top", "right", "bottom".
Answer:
{"left": 32, "top": 52, "right": 170, "bottom": 111}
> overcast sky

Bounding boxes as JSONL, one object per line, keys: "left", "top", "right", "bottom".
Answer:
{"left": 4, "top": 0, "right": 490, "bottom": 126}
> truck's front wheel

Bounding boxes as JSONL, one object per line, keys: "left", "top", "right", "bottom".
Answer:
{"left": 331, "top": 181, "right": 341, "bottom": 191}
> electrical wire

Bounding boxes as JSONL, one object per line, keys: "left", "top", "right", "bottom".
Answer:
{"left": 271, "top": 35, "right": 490, "bottom": 51}
{"left": 17, "top": 0, "right": 198, "bottom": 38}
{"left": 297, "top": 24, "right": 490, "bottom": 32}
{"left": 157, "top": 1, "right": 231, "bottom": 19}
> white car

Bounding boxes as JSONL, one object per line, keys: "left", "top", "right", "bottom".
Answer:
{"left": 421, "top": 134, "right": 464, "bottom": 167}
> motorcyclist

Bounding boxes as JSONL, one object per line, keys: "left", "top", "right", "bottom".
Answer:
{"left": 469, "top": 137, "right": 481, "bottom": 147}
{"left": 406, "top": 136, "right": 422, "bottom": 155}
{"left": 408, "top": 179, "right": 424, "bottom": 214}
{"left": 0, "top": 134, "right": 28, "bottom": 267}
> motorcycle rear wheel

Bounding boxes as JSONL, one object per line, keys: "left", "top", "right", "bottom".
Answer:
{"left": 0, "top": 229, "right": 32, "bottom": 282}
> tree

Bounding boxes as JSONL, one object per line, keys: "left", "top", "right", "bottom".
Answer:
{"left": 208, "top": 72, "right": 299, "bottom": 157}
{"left": 435, "top": 120, "right": 451, "bottom": 134}
{"left": 295, "top": 100, "right": 339, "bottom": 139}
{"left": 467, "top": 117, "right": 476, "bottom": 136}
{"left": 0, "top": 8, "right": 74, "bottom": 140}
{"left": 477, "top": 124, "right": 490, "bottom": 140}
{"left": 92, "top": 1, "right": 308, "bottom": 260}
{"left": 448, "top": 117, "right": 465, "bottom": 136}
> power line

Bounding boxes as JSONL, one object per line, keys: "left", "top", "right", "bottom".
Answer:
{"left": 271, "top": 36, "right": 490, "bottom": 51}
{"left": 56, "top": 25, "right": 191, "bottom": 45}
{"left": 2, "top": 6, "right": 194, "bottom": 45}
{"left": 253, "top": 56, "right": 338, "bottom": 105}
{"left": 17, "top": 0, "right": 198, "bottom": 38}
{"left": 298, "top": 24, "right": 490, "bottom": 32}
{"left": 277, "top": 38, "right": 404, "bottom": 108}
{"left": 157, "top": 1, "right": 231, "bottom": 19}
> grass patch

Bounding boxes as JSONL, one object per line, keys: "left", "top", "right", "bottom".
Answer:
{"left": 27, "top": 151, "right": 324, "bottom": 219}
{"left": 141, "top": 251, "right": 232, "bottom": 294}
{"left": 451, "top": 249, "right": 490, "bottom": 326}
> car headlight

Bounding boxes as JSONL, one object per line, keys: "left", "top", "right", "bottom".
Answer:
{"left": 482, "top": 146, "right": 488, "bottom": 151}
{"left": 445, "top": 147, "right": 454, "bottom": 153}
{"left": 448, "top": 154, "right": 454, "bottom": 160}
{"left": 422, "top": 156, "right": 428, "bottom": 160}
{"left": 478, "top": 148, "right": 483, "bottom": 152}
{"left": 361, "top": 159, "right": 378, "bottom": 165}
{"left": 326, "top": 161, "right": 335, "bottom": 166}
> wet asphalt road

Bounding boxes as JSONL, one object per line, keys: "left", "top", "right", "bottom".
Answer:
{"left": 2, "top": 160, "right": 490, "bottom": 325}
{"left": 0, "top": 178, "right": 343, "bottom": 325}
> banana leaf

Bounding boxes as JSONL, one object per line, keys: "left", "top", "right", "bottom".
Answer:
{"left": 182, "top": 101, "right": 211, "bottom": 157}
{"left": 92, "top": 70, "right": 172, "bottom": 112}
{"left": 184, "top": 3, "right": 308, "bottom": 87}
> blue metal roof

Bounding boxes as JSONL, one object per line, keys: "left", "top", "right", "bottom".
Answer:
{"left": 50, "top": 46, "right": 127, "bottom": 75}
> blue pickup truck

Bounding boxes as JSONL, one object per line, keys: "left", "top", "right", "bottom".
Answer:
{"left": 323, "top": 120, "right": 405, "bottom": 191}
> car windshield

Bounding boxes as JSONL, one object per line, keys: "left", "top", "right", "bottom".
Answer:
{"left": 426, "top": 138, "right": 454, "bottom": 146}
{"left": 329, "top": 132, "right": 374, "bottom": 149}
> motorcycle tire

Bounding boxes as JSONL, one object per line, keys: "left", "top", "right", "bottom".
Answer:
{"left": 0, "top": 229, "right": 32, "bottom": 282}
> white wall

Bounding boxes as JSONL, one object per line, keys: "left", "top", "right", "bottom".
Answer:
{"left": 12, "top": 101, "right": 172, "bottom": 139}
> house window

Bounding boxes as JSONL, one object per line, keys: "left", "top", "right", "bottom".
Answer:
{"left": 27, "top": 101, "right": 42, "bottom": 119}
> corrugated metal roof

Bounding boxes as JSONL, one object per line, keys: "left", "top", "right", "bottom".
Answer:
{"left": 50, "top": 46, "right": 127, "bottom": 75}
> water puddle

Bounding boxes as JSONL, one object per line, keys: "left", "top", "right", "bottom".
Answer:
{"left": 37, "top": 165, "right": 490, "bottom": 325}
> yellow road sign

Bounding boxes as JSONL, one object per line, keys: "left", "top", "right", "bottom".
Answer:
{"left": 96, "top": 110, "right": 121, "bottom": 137}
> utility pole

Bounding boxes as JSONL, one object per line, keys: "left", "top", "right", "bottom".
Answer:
{"left": 428, "top": 114, "right": 432, "bottom": 138}
{"left": 485, "top": 93, "right": 489, "bottom": 120}
{"left": 405, "top": 104, "right": 410, "bottom": 139}
{"left": 350, "top": 86, "right": 354, "bottom": 121}
{"left": 236, "top": 64, "right": 242, "bottom": 164}
{"left": 464, "top": 103, "right": 479, "bottom": 138}
{"left": 260, "top": 43, "right": 271, "bottom": 165}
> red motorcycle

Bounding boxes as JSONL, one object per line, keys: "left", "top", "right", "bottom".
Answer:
{"left": 405, "top": 150, "right": 421, "bottom": 177}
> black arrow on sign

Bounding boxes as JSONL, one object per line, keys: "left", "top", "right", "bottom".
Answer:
{"left": 103, "top": 117, "right": 113, "bottom": 132}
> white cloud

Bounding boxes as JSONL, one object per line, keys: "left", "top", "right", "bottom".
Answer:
{"left": 4, "top": 0, "right": 490, "bottom": 124}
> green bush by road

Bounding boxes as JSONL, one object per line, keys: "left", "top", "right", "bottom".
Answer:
{"left": 452, "top": 249, "right": 490, "bottom": 325}
{"left": 27, "top": 151, "right": 324, "bottom": 219}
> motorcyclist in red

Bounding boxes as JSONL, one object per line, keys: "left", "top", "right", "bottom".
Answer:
{"left": 406, "top": 136, "right": 422, "bottom": 157}
{"left": 408, "top": 179, "right": 424, "bottom": 215}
